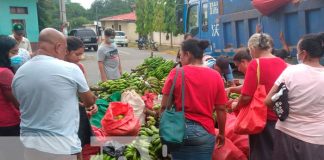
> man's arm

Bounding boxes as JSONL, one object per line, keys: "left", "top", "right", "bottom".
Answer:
{"left": 280, "top": 32, "right": 290, "bottom": 53}
{"left": 215, "top": 105, "right": 226, "bottom": 148}
{"left": 79, "top": 91, "right": 96, "bottom": 108}
{"left": 98, "top": 61, "right": 108, "bottom": 82}
{"left": 118, "top": 55, "right": 122, "bottom": 76}
{"left": 226, "top": 85, "right": 242, "bottom": 95}
{"left": 225, "top": 64, "right": 235, "bottom": 86}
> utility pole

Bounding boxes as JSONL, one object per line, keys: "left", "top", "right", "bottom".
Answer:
{"left": 59, "top": 0, "right": 68, "bottom": 35}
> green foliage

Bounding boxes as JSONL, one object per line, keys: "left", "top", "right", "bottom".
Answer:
{"left": 37, "top": 0, "right": 134, "bottom": 30}
{"left": 66, "top": 3, "right": 88, "bottom": 20}
{"left": 69, "top": 16, "right": 91, "bottom": 29}
{"left": 135, "top": 0, "right": 146, "bottom": 36}
{"left": 37, "top": 0, "right": 54, "bottom": 31}
{"left": 87, "top": 0, "right": 135, "bottom": 21}
{"left": 163, "top": 0, "right": 176, "bottom": 34}
{"left": 153, "top": 0, "right": 165, "bottom": 32}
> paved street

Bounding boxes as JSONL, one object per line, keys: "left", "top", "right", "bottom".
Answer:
{"left": 82, "top": 47, "right": 176, "bottom": 86}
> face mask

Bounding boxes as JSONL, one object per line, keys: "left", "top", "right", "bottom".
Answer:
{"left": 106, "top": 38, "right": 114, "bottom": 43}
{"left": 296, "top": 53, "right": 303, "bottom": 64}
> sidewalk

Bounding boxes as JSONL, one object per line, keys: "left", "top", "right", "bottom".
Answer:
{"left": 128, "top": 42, "right": 179, "bottom": 55}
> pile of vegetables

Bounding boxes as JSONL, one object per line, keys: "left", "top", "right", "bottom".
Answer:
{"left": 94, "top": 57, "right": 174, "bottom": 100}
{"left": 90, "top": 57, "right": 174, "bottom": 160}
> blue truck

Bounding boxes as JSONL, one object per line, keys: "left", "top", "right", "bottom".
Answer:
{"left": 179, "top": 0, "right": 324, "bottom": 64}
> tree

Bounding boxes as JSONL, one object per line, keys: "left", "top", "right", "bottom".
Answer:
{"left": 135, "top": 0, "right": 146, "bottom": 36}
{"left": 37, "top": 0, "right": 66, "bottom": 30}
{"left": 70, "top": 17, "right": 91, "bottom": 29}
{"left": 87, "top": 0, "right": 135, "bottom": 21}
{"left": 153, "top": 0, "right": 166, "bottom": 45}
{"left": 164, "top": 0, "right": 177, "bottom": 47}
{"left": 37, "top": 0, "right": 54, "bottom": 31}
{"left": 143, "top": 0, "right": 155, "bottom": 37}
{"left": 66, "top": 3, "right": 88, "bottom": 20}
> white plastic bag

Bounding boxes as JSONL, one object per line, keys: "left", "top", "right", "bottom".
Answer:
{"left": 121, "top": 90, "right": 145, "bottom": 124}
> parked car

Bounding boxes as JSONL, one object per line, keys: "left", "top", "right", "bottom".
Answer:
{"left": 69, "top": 28, "right": 98, "bottom": 51}
{"left": 115, "top": 31, "right": 129, "bottom": 47}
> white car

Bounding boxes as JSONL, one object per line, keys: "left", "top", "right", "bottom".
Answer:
{"left": 115, "top": 31, "right": 129, "bottom": 47}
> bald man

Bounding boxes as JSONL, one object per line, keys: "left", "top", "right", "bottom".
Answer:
{"left": 12, "top": 28, "right": 96, "bottom": 160}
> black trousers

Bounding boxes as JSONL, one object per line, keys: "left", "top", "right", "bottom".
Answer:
{"left": 0, "top": 124, "right": 20, "bottom": 136}
{"left": 249, "top": 120, "right": 276, "bottom": 160}
{"left": 78, "top": 106, "right": 93, "bottom": 148}
{"left": 273, "top": 130, "right": 324, "bottom": 160}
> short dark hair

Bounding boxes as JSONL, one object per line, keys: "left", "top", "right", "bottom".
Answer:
{"left": 104, "top": 28, "right": 115, "bottom": 37}
{"left": 0, "top": 35, "right": 16, "bottom": 69}
{"left": 272, "top": 49, "right": 289, "bottom": 60}
{"left": 181, "top": 39, "right": 209, "bottom": 59}
{"left": 233, "top": 48, "right": 252, "bottom": 62}
{"left": 67, "top": 36, "right": 84, "bottom": 52}
{"left": 184, "top": 33, "right": 192, "bottom": 40}
{"left": 299, "top": 33, "right": 324, "bottom": 58}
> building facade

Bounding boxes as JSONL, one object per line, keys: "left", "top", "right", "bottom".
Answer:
{"left": 0, "top": 0, "right": 39, "bottom": 43}
{"left": 100, "top": 12, "right": 138, "bottom": 42}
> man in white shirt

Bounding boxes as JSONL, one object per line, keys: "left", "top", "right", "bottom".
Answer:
{"left": 12, "top": 28, "right": 96, "bottom": 160}
{"left": 9, "top": 23, "right": 32, "bottom": 53}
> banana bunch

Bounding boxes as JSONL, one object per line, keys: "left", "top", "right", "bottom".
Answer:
{"left": 90, "top": 154, "right": 116, "bottom": 160}
{"left": 123, "top": 116, "right": 163, "bottom": 160}
{"left": 124, "top": 139, "right": 152, "bottom": 160}
{"left": 123, "top": 77, "right": 144, "bottom": 94}
{"left": 99, "top": 79, "right": 128, "bottom": 94}
{"left": 139, "top": 116, "right": 162, "bottom": 160}
{"left": 133, "top": 57, "right": 174, "bottom": 80}
{"left": 229, "top": 93, "right": 240, "bottom": 99}
{"left": 98, "top": 77, "right": 144, "bottom": 99}
{"left": 153, "top": 60, "right": 174, "bottom": 80}
{"left": 142, "top": 77, "right": 163, "bottom": 94}
{"left": 124, "top": 143, "right": 141, "bottom": 160}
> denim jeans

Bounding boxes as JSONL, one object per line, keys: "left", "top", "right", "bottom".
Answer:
{"left": 170, "top": 120, "right": 216, "bottom": 160}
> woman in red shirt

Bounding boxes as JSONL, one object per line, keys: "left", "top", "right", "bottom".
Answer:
{"left": 0, "top": 35, "right": 20, "bottom": 136}
{"left": 234, "top": 33, "right": 287, "bottom": 160}
{"left": 161, "top": 39, "right": 227, "bottom": 160}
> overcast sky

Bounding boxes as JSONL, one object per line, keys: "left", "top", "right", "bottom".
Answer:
{"left": 71, "top": 0, "right": 95, "bottom": 9}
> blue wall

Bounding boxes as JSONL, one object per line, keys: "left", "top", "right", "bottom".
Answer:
{"left": 0, "top": 0, "right": 39, "bottom": 42}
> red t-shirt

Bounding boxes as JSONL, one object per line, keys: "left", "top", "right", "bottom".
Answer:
{"left": 77, "top": 63, "right": 86, "bottom": 74}
{"left": 242, "top": 58, "right": 287, "bottom": 121}
{"left": 0, "top": 68, "right": 20, "bottom": 127}
{"left": 162, "top": 66, "right": 227, "bottom": 135}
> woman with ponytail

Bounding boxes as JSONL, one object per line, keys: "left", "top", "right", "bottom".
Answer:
{"left": 265, "top": 33, "right": 324, "bottom": 159}
{"left": 161, "top": 39, "right": 227, "bottom": 159}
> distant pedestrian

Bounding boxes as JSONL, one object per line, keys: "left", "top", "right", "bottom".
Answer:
{"left": 9, "top": 23, "right": 32, "bottom": 53}
{"left": 12, "top": 28, "right": 96, "bottom": 160}
{"left": 0, "top": 35, "right": 20, "bottom": 136}
{"left": 265, "top": 33, "right": 324, "bottom": 160}
{"left": 97, "top": 28, "right": 122, "bottom": 81}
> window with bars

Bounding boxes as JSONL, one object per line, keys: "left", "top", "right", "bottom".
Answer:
{"left": 10, "top": 7, "right": 28, "bottom": 14}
